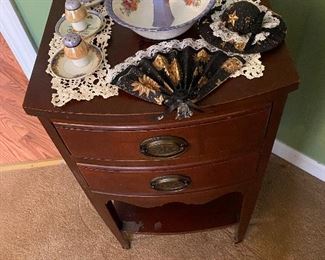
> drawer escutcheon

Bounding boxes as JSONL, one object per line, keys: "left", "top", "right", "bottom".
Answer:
{"left": 140, "top": 136, "right": 189, "bottom": 158}
{"left": 150, "top": 175, "right": 191, "bottom": 192}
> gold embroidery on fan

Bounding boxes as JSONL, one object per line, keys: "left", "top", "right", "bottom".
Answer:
{"left": 198, "top": 76, "right": 209, "bottom": 88}
{"left": 169, "top": 58, "right": 181, "bottom": 86}
{"left": 154, "top": 95, "right": 164, "bottom": 105}
{"left": 153, "top": 55, "right": 181, "bottom": 86}
{"left": 194, "top": 49, "right": 211, "bottom": 63}
{"left": 221, "top": 57, "right": 243, "bottom": 74}
{"left": 131, "top": 75, "right": 160, "bottom": 97}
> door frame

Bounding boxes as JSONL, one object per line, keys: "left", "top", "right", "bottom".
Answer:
{"left": 0, "top": 0, "right": 37, "bottom": 79}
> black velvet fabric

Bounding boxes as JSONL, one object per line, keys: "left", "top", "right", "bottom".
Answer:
{"left": 112, "top": 47, "right": 245, "bottom": 118}
{"left": 198, "top": 2, "right": 287, "bottom": 54}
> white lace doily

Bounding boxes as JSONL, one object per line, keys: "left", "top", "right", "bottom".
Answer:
{"left": 47, "top": 5, "right": 265, "bottom": 107}
{"left": 46, "top": 5, "right": 118, "bottom": 107}
{"left": 107, "top": 38, "right": 264, "bottom": 82}
{"left": 210, "top": 0, "right": 280, "bottom": 47}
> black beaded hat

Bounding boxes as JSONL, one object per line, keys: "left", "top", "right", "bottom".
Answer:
{"left": 221, "top": 1, "right": 263, "bottom": 35}
{"left": 198, "top": 0, "right": 287, "bottom": 54}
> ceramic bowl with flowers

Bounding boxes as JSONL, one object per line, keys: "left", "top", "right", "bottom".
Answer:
{"left": 105, "top": 0, "right": 215, "bottom": 40}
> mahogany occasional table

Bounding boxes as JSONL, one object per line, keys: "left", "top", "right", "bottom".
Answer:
{"left": 23, "top": 0, "right": 299, "bottom": 249}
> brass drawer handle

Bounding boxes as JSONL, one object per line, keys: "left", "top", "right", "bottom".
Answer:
{"left": 150, "top": 175, "right": 191, "bottom": 192}
{"left": 140, "top": 136, "right": 188, "bottom": 158}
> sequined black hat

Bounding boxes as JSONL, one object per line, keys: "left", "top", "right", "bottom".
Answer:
{"left": 221, "top": 1, "right": 264, "bottom": 34}
{"left": 198, "top": 0, "right": 287, "bottom": 54}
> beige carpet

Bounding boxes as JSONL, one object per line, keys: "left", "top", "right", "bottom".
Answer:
{"left": 0, "top": 155, "right": 324, "bottom": 260}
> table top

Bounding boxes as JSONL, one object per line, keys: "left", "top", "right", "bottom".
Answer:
{"left": 23, "top": 0, "right": 299, "bottom": 121}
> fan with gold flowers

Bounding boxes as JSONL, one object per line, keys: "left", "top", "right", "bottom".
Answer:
{"left": 113, "top": 47, "right": 245, "bottom": 120}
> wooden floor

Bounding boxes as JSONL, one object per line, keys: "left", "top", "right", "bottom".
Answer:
{"left": 0, "top": 34, "right": 60, "bottom": 164}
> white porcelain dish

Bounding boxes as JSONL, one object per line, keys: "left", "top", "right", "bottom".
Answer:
{"left": 55, "top": 10, "right": 103, "bottom": 38}
{"left": 105, "top": 0, "right": 215, "bottom": 40}
{"left": 50, "top": 45, "right": 103, "bottom": 79}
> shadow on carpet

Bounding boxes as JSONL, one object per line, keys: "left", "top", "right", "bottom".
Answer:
{"left": 0, "top": 155, "right": 324, "bottom": 260}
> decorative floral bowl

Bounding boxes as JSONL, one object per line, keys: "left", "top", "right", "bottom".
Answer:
{"left": 105, "top": 0, "right": 215, "bottom": 40}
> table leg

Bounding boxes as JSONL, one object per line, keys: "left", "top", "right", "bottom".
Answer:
{"left": 234, "top": 184, "right": 260, "bottom": 243}
{"left": 92, "top": 195, "right": 131, "bottom": 249}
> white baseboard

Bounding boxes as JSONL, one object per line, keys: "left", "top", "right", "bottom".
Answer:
{"left": 0, "top": 0, "right": 37, "bottom": 79}
{"left": 272, "top": 139, "right": 325, "bottom": 182}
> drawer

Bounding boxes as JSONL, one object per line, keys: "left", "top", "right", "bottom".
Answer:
{"left": 55, "top": 107, "right": 270, "bottom": 164}
{"left": 78, "top": 153, "right": 259, "bottom": 195}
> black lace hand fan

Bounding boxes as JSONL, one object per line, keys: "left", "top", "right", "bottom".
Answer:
{"left": 112, "top": 47, "right": 245, "bottom": 120}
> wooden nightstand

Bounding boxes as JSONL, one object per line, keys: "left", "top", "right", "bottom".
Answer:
{"left": 23, "top": 0, "right": 298, "bottom": 249}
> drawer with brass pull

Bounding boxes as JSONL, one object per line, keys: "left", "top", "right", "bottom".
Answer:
{"left": 150, "top": 175, "right": 192, "bottom": 192}
{"left": 140, "top": 136, "right": 189, "bottom": 158}
{"left": 77, "top": 152, "right": 259, "bottom": 195}
{"left": 55, "top": 107, "right": 270, "bottom": 165}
